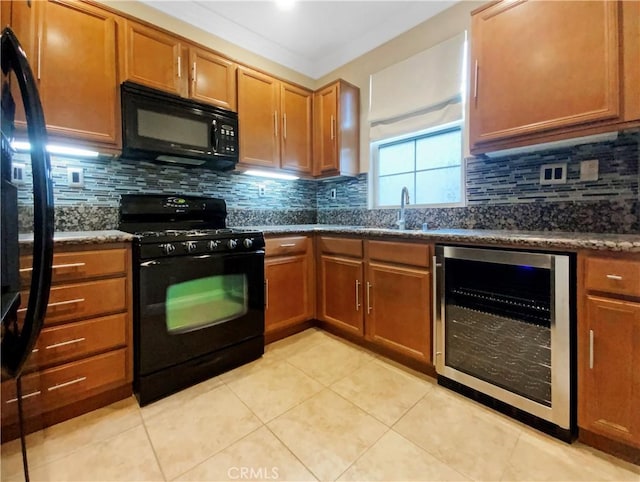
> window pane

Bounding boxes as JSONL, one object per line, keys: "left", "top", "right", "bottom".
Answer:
{"left": 378, "top": 173, "right": 414, "bottom": 207}
{"left": 415, "top": 166, "right": 462, "bottom": 204}
{"left": 165, "top": 274, "right": 248, "bottom": 333}
{"left": 378, "top": 141, "right": 415, "bottom": 176}
{"left": 416, "top": 129, "right": 462, "bottom": 171}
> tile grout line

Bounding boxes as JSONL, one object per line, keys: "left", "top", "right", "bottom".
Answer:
{"left": 140, "top": 408, "right": 171, "bottom": 482}
{"left": 332, "top": 425, "right": 393, "bottom": 481}
{"left": 262, "top": 424, "right": 321, "bottom": 481}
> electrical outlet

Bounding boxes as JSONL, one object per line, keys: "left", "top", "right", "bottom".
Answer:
{"left": 580, "top": 159, "right": 599, "bottom": 182}
{"left": 330, "top": 188, "right": 337, "bottom": 199}
{"left": 11, "top": 163, "right": 25, "bottom": 185}
{"left": 540, "top": 163, "right": 567, "bottom": 185}
{"left": 67, "top": 167, "right": 84, "bottom": 188}
{"left": 258, "top": 184, "right": 266, "bottom": 197}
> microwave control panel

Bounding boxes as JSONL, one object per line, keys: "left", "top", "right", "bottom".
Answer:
{"left": 216, "top": 122, "right": 237, "bottom": 156}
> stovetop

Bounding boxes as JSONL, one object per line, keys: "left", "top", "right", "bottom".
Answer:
{"left": 118, "top": 194, "right": 264, "bottom": 259}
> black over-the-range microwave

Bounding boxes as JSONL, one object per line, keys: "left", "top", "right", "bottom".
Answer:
{"left": 120, "top": 81, "right": 239, "bottom": 170}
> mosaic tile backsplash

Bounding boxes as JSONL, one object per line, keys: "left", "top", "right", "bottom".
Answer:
{"left": 14, "top": 131, "right": 639, "bottom": 233}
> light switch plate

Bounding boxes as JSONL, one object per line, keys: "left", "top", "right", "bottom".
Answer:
{"left": 540, "top": 163, "right": 567, "bottom": 185}
{"left": 580, "top": 159, "right": 599, "bottom": 182}
{"left": 67, "top": 167, "right": 84, "bottom": 188}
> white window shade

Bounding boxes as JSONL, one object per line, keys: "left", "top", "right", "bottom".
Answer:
{"left": 369, "top": 32, "right": 466, "bottom": 142}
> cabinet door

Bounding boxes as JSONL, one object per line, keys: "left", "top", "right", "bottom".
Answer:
{"left": 280, "top": 82, "right": 312, "bottom": 173}
{"left": 579, "top": 296, "right": 640, "bottom": 446}
{"left": 265, "top": 255, "right": 312, "bottom": 334}
{"left": 470, "top": 1, "right": 620, "bottom": 148}
{"left": 365, "top": 262, "right": 431, "bottom": 363}
{"left": 319, "top": 255, "right": 363, "bottom": 335}
{"left": 189, "top": 46, "right": 236, "bottom": 111}
{"left": 314, "top": 84, "right": 338, "bottom": 174}
{"left": 237, "top": 66, "right": 280, "bottom": 168}
{"left": 123, "top": 20, "right": 185, "bottom": 96}
{"left": 37, "top": 0, "right": 119, "bottom": 146}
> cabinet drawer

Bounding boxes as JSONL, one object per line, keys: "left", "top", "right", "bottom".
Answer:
{"left": 20, "top": 248, "right": 127, "bottom": 285}
{"left": 318, "top": 237, "right": 363, "bottom": 258}
{"left": 368, "top": 241, "right": 431, "bottom": 268}
{"left": 2, "top": 349, "right": 127, "bottom": 423}
{"left": 585, "top": 257, "right": 640, "bottom": 297}
{"left": 19, "top": 277, "right": 127, "bottom": 326}
{"left": 28, "top": 313, "right": 127, "bottom": 369}
{"left": 265, "top": 236, "right": 309, "bottom": 257}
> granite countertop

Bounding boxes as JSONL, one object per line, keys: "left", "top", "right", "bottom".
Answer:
{"left": 17, "top": 226, "right": 640, "bottom": 252}
{"left": 243, "top": 225, "right": 640, "bottom": 253}
{"left": 19, "top": 230, "right": 135, "bottom": 249}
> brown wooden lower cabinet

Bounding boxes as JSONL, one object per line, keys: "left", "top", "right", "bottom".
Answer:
{"left": 1, "top": 244, "right": 133, "bottom": 442}
{"left": 317, "top": 237, "right": 432, "bottom": 364}
{"left": 365, "top": 261, "right": 431, "bottom": 363}
{"left": 579, "top": 296, "right": 640, "bottom": 447}
{"left": 578, "top": 252, "right": 640, "bottom": 452}
{"left": 264, "top": 236, "right": 314, "bottom": 336}
{"left": 319, "top": 254, "right": 364, "bottom": 335}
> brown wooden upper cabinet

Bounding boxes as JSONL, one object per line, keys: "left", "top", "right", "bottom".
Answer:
{"left": 10, "top": 0, "right": 120, "bottom": 149}
{"left": 121, "top": 20, "right": 186, "bottom": 96}
{"left": 313, "top": 80, "right": 359, "bottom": 176}
{"left": 121, "top": 20, "right": 237, "bottom": 110}
{"left": 237, "top": 66, "right": 312, "bottom": 174}
{"left": 189, "top": 46, "right": 237, "bottom": 111}
{"left": 469, "top": 0, "right": 640, "bottom": 154}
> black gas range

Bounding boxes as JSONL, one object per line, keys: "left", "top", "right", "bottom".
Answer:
{"left": 118, "top": 194, "right": 265, "bottom": 405}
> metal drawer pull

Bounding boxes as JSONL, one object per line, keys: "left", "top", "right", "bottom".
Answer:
{"left": 280, "top": 243, "right": 296, "bottom": 248}
{"left": 366, "top": 282, "right": 372, "bottom": 314}
{"left": 45, "top": 337, "right": 86, "bottom": 350}
{"left": 20, "top": 262, "right": 86, "bottom": 273}
{"left": 606, "top": 274, "right": 623, "bottom": 281}
{"left": 6, "top": 390, "right": 41, "bottom": 404}
{"left": 473, "top": 59, "right": 479, "bottom": 100}
{"left": 283, "top": 113, "right": 287, "bottom": 140}
{"left": 48, "top": 376, "right": 86, "bottom": 392}
{"left": 274, "top": 111, "right": 278, "bottom": 137}
{"left": 589, "top": 330, "right": 594, "bottom": 369}
{"left": 18, "top": 297, "right": 84, "bottom": 313}
{"left": 355, "top": 280, "right": 361, "bottom": 311}
{"left": 265, "top": 279, "right": 269, "bottom": 309}
{"left": 37, "top": 35, "right": 41, "bottom": 80}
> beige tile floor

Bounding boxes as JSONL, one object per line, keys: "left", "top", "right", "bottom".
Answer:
{"left": 2, "top": 328, "right": 639, "bottom": 482}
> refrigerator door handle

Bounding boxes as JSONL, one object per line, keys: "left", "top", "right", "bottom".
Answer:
{"left": 1, "top": 27, "right": 55, "bottom": 379}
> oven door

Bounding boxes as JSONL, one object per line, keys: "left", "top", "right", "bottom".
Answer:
{"left": 135, "top": 251, "right": 264, "bottom": 377}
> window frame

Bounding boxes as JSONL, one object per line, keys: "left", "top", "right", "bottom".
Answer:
{"left": 368, "top": 123, "right": 467, "bottom": 209}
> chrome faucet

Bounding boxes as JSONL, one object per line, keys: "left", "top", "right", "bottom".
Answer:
{"left": 398, "top": 186, "right": 410, "bottom": 230}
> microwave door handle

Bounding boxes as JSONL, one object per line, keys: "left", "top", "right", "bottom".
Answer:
{"left": 211, "top": 119, "right": 219, "bottom": 154}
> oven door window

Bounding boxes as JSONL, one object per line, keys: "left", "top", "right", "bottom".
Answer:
{"left": 166, "top": 274, "right": 248, "bottom": 334}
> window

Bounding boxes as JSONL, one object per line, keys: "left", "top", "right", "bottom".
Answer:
{"left": 367, "top": 32, "right": 467, "bottom": 209}
{"left": 373, "top": 126, "right": 464, "bottom": 208}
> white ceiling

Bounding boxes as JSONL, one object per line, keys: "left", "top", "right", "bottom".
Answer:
{"left": 140, "top": 1, "right": 458, "bottom": 79}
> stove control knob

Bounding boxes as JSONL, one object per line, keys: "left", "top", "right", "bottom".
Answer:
{"left": 243, "top": 238, "right": 253, "bottom": 249}
{"left": 162, "top": 243, "right": 176, "bottom": 255}
{"left": 208, "top": 240, "right": 220, "bottom": 251}
{"left": 227, "top": 239, "right": 238, "bottom": 249}
{"left": 185, "top": 241, "right": 197, "bottom": 253}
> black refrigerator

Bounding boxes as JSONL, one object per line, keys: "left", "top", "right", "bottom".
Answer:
{"left": 1, "top": 26, "right": 54, "bottom": 480}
